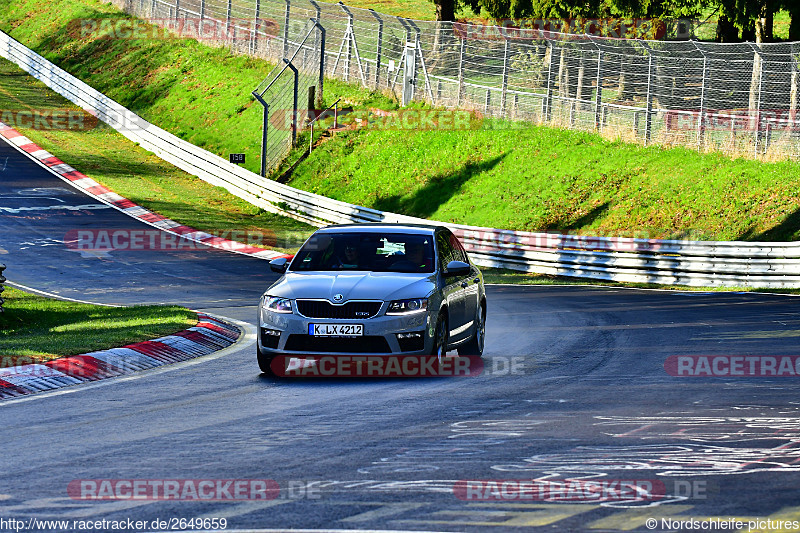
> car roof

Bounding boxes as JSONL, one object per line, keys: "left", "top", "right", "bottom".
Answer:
{"left": 315, "top": 223, "right": 443, "bottom": 236}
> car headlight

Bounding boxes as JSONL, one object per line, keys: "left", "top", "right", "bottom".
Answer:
{"left": 262, "top": 296, "right": 293, "bottom": 314}
{"left": 386, "top": 298, "right": 428, "bottom": 315}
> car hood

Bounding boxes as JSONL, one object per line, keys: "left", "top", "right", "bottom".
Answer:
{"left": 266, "top": 271, "right": 436, "bottom": 302}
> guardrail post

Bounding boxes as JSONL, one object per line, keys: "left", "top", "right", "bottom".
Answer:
{"left": 369, "top": 9, "right": 383, "bottom": 90}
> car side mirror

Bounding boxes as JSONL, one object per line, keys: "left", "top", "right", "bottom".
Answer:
{"left": 444, "top": 260, "right": 470, "bottom": 277}
{"left": 269, "top": 257, "right": 289, "bottom": 273}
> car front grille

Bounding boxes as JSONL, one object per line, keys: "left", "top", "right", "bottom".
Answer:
{"left": 296, "top": 300, "right": 382, "bottom": 319}
{"left": 284, "top": 335, "right": 392, "bottom": 353}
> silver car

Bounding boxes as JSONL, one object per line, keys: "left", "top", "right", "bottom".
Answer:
{"left": 257, "top": 223, "right": 486, "bottom": 373}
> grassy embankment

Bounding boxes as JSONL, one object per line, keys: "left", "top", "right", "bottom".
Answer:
{"left": 0, "top": 287, "right": 197, "bottom": 362}
{"left": 0, "top": 0, "right": 798, "bottom": 294}
{"left": 2, "top": 0, "right": 798, "bottom": 244}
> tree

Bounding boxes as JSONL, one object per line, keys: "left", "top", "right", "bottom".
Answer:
{"left": 428, "top": 0, "right": 483, "bottom": 21}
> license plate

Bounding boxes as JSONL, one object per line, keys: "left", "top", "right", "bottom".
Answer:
{"left": 309, "top": 323, "right": 363, "bottom": 337}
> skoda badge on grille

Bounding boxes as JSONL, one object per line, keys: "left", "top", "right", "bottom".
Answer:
{"left": 333, "top": 294, "right": 344, "bottom": 302}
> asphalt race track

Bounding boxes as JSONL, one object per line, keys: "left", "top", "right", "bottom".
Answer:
{"left": 3, "top": 135, "right": 800, "bottom": 533}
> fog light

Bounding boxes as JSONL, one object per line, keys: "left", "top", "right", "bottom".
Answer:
{"left": 396, "top": 331, "right": 425, "bottom": 352}
{"left": 261, "top": 328, "right": 282, "bottom": 349}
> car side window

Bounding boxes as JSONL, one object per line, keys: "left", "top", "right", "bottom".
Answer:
{"left": 448, "top": 231, "right": 469, "bottom": 264}
{"left": 436, "top": 231, "right": 455, "bottom": 271}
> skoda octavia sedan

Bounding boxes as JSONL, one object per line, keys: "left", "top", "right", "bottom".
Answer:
{"left": 257, "top": 224, "right": 486, "bottom": 373}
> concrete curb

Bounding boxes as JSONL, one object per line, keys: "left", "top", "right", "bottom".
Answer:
{"left": 0, "top": 313, "right": 242, "bottom": 399}
{"left": 0, "top": 123, "right": 291, "bottom": 261}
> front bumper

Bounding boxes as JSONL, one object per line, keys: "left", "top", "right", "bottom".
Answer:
{"left": 258, "top": 304, "right": 434, "bottom": 355}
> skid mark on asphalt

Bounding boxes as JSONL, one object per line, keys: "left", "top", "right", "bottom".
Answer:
{"left": 393, "top": 503, "right": 596, "bottom": 528}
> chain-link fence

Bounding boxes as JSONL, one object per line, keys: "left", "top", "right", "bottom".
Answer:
{"left": 123, "top": 0, "right": 800, "bottom": 162}
{"left": 252, "top": 18, "right": 325, "bottom": 174}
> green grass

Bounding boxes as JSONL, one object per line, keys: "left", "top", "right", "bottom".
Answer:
{"left": 0, "top": 58, "right": 314, "bottom": 252}
{"left": 0, "top": 0, "right": 798, "bottom": 246}
{"left": 286, "top": 119, "right": 800, "bottom": 241}
{"left": 0, "top": 287, "right": 197, "bottom": 361}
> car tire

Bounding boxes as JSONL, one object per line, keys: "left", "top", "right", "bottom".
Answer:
{"left": 257, "top": 347, "right": 276, "bottom": 375}
{"left": 458, "top": 302, "right": 485, "bottom": 357}
{"left": 430, "top": 312, "right": 449, "bottom": 358}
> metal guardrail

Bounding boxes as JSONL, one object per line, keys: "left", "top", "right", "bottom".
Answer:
{"left": 1, "top": 30, "right": 799, "bottom": 288}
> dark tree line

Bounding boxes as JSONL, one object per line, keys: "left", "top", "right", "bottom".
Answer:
{"left": 429, "top": 0, "right": 800, "bottom": 42}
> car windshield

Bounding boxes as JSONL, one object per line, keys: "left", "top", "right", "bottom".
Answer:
{"left": 289, "top": 232, "right": 435, "bottom": 273}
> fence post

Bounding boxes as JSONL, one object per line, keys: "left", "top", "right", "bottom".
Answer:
{"left": 397, "top": 17, "right": 416, "bottom": 103}
{"left": 543, "top": 38, "right": 556, "bottom": 122}
{"left": 343, "top": 3, "right": 353, "bottom": 82}
{"left": 402, "top": 41, "right": 416, "bottom": 106}
{"left": 500, "top": 38, "right": 509, "bottom": 117}
{"left": 457, "top": 37, "right": 465, "bottom": 107}
{"left": 225, "top": 0, "right": 232, "bottom": 41}
{"left": 200, "top": 0, "right": 205, "bottom": 22}
{"left": 641, "top": 42, "right": 654, "bottom": 145}
{"left": 789, "top": 50, "right": 798, "bottom": 133}
{"left": 691, "top": 41, "right": 708, "bottom": 150}
{"left": 252, "top": 0, "right": 260, "bottom": 55}
{"left": 409, "top": 20, "right": 434, "bottom": 103}
{"left": 310, "top": 1, "right": 321, "bottom": 69}
{"left": 315, "top": 19, "right": 326, "bottom": 105}
{"left": 252, "top": 92, "right": 270, "bottom": 177}
{"left": 588, "top": 36, "right": 603, "bottom": 131}
{"left": 748, "top": 42, "right": 764, "bottom": 156}
{"left": 287, "top": 59, "right": 299, "bottom": 146}
{"left": 369, "top": 9, "right": 383, "bottom": 90}
{"left": 283, "top": 0, "right": 291, "bottom": 57}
